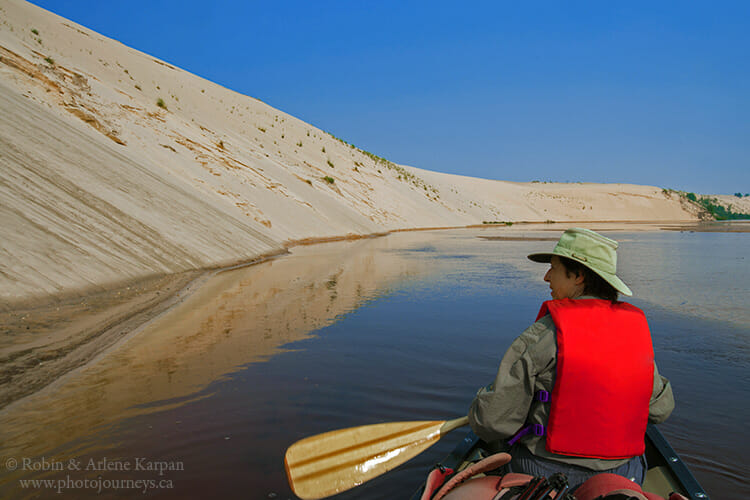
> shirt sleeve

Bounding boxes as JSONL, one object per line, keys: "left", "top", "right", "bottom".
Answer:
{"left": 468, "top": 317, "right": 556, "bottom": 443}
{"left": 648, "top": 361, "right": 675, "bottom": 423}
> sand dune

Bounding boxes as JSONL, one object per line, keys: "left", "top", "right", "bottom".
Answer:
{"left": 1, "top": 0, "right": 702, "bottom": 308}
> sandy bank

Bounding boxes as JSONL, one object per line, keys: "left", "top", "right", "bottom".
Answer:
{"left": 0, "top": 271, "right": 198, "bottom": 408}
{"left": 0, "top": 249, "right": 287, "bottom": 411}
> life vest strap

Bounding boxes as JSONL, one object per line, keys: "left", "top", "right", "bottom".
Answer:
{"left": 507, "top": 424, "right": 545, "bottom": 446}
{"left": 536, "top": 390, "right": 550, "bottom": 403}
{"left": 507, "top": 391, "right": 550, "bottom": 446}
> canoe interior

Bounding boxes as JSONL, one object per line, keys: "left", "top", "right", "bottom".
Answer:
{"left": 411, "top": 424, "right": 709, "bottom": 500}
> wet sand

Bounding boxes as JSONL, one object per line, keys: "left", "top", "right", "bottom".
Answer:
{"left": 0, "top": 250, "right": 285, "bottom": 411}
{"left": 660, "top": 220, "right": 750, "bottom": 232}
{"left": 0, "top": 271, "right": 202, "bottom": 410}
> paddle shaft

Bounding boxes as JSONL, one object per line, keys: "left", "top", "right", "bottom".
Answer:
{"left": 441, "top": 415, "right": 470, "bottom": 434}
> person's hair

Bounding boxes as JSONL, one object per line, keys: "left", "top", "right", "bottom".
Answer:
{"left": 558, "top": 256, "right": 619, "bottom": 303}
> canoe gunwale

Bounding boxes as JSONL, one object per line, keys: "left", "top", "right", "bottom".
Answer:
{"left": 644, "top": 424, "right": 709, "bottom": 500}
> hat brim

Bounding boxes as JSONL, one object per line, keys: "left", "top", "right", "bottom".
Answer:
{"left": 527, "top": 252, "right": 633, "bottom": 297}
{"left": 527, "top": 252, "right": 554, "bottom": 263}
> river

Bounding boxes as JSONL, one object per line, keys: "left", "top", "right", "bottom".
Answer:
{"left": 0, "top": 223, "right": 747, "bottom": 499}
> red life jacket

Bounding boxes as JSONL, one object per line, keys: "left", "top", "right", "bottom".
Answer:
{"left": 536, "top": 298, "right": 654, "bottom": 459}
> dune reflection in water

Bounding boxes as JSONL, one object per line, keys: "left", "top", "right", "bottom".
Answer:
{"left": 0, "top": 233, "right": 432, "bottom": 463}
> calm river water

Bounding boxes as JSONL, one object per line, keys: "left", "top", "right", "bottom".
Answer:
{"left": 0, "top": 224, "right": 747, "bottom": 499}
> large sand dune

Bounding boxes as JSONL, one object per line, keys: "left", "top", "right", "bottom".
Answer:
{"left": 1, "top": 0, "right": 701, "bottom": 308}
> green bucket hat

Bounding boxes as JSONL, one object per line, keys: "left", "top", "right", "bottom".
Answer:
{"left": 527, "top": 228, "right": 633, "bottom": 296}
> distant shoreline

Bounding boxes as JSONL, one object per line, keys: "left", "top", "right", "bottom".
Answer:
{"left": 659, "top": 220, "right": 750, "bottom": 232}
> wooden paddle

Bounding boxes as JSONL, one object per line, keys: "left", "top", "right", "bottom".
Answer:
{"left": 284, "top": 416, "right": 470, "bottom": 500}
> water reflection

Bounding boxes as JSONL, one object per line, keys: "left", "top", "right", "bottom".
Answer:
{"left": 0, "top": 233, "right": 433, "bottom": 464}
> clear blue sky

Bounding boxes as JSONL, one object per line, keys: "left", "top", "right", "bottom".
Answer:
{"left": 29, "top": 1, "right": 749, "bottom": 194}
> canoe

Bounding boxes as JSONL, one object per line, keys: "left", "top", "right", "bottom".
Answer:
{"left": 410, "top": 423, "right": 710, "bottom": 500}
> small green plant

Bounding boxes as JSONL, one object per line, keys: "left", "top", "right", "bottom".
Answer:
{"left": 258, "top": 127, "right": 266, "bottom": 133}
{"left": 44, "top": 56, "right": 54, "bottom": 65}
{"left": 134, "top": 84, "right": 142, "bottom": 91}
{"left": 297, "top": 140, "right": 303, "bottom": 147}
{"left": 321, "top": 146, "right": 326, "bottom": 153}
{"left": 31, "top": 28, "right": 39, "bottom": 35}
{"left": 327, "top": 160, "right": 334, "bottom": 168}
{"left": 323, "top": 176, "right": 335, "bottom": 184}
{"left": 156, "top": 98, "right": 167, "bottom": 110}
{"left": 305, "top": 179, "right": 312, "bottom": 186}
{"left": 218, "top": 140, "right": 225, "bottom": 149}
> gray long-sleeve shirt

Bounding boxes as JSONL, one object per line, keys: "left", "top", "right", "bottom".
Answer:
{"left": 468, "top": 309, "right": 675, "bottom": 471}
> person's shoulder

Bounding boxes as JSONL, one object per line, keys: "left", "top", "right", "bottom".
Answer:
{"left": 524, "top": 314, "right": 555, "bottom": 339}
{"left": 515, "top": 314, "right": 556, "bottom": 349}
{"left": 515, "top": 314, "right": 557, "bottom": 369}
{"left": 503, "top": 315, "right": 556, "bottom": 371}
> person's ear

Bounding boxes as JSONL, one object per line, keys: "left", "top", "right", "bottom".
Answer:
{"left": 574, "top": 271, "right": 585, "bottom": 285}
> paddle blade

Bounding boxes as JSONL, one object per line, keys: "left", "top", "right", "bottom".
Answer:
{"left": 284, "top": 419, "right": 446, "bottom": 500}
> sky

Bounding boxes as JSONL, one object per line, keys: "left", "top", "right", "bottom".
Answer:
{"left": 27, "top": 1, "right": 749, "bottom": 195}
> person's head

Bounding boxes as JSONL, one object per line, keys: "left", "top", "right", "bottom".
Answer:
{"left": 544, "top": 255, "right": 619, "bottom": 301}
{"left": 528, "top": 228, "right": 632, "bottom": 302}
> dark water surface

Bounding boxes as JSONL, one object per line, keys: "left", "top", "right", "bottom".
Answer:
{"left": 0, "top": 227, "right": 747, "bottom": 499}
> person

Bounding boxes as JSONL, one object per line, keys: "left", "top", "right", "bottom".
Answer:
{"left": 468, "top": 228, "right": 675, "bottom": 489}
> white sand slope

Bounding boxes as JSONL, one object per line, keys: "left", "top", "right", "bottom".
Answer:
{"left": 0, "top": 0, "right": 701, "bottom": 306}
